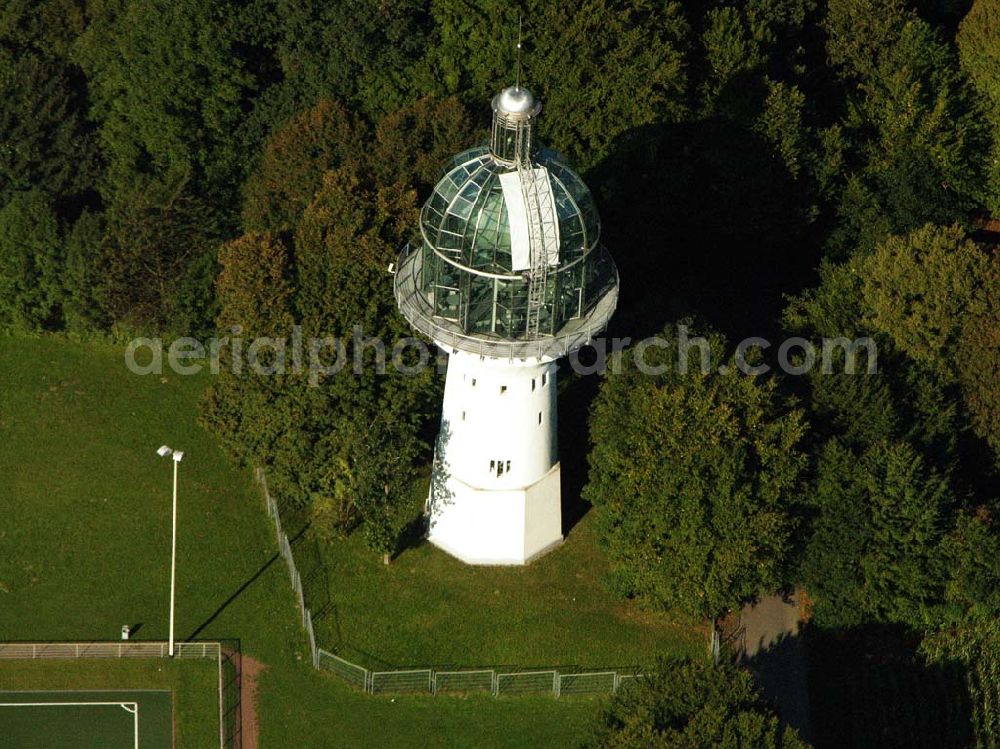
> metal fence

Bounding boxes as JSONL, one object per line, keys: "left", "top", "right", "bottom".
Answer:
{"left": 256, "top": 468, "right": 645, "bottom": 699}
{"left": 434, "top": 669, "right": 494, "bottom": 694}
{"left": 558, "top": 671, "right": 617, "bottom": 696}
{"left": 371, "top": 669, "right": 433, "bottom": 695}
{"left": 258, "top": 467, "right": 320, "bottom": 670}
{"left": 0, "top": 641, "right": 220, "bottom": 660}
{"left": 0, "top": 639, "right": 241, "bottom": 749}
{"left": 218, "top": 641, "right": 243, "bottom": 749}
{"left": 317, "top": 649, "right": 368, "bottom": 690}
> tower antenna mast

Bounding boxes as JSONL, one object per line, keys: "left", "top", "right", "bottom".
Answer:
{"left": 516, "top": 13, "right": 523, "bottom": 89}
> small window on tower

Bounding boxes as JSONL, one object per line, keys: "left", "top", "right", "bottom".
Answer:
{"left": 542, "top": 373, "right": 547, "bottom": 386}
{"left": 472, "top": 378, "right": 477, "bottom": 387}
{"left": 532, "top": 379, "right": 536, "bottom": 391}
{"left": 497, "top": 460, "right": 504, "bottom": 477}
{"left": 506, "top": 460, "right": 511, "bottom": 473}
{"left": 462, "top": 411, "right": 466, "bottom": 421}
{"left": 490, "top": 459, "right": 495, "bottom": 471}
{"left": 538, "top": 411, "right": 542, "bottom": 425}
{"left": 500, "top": 385, "right": 507, "bottom": 395}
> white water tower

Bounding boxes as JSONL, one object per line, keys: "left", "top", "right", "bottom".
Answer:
{"left": 394, "top": 85, "right": 618, "bottom": 564}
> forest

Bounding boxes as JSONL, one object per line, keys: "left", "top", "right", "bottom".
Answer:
{"left": 1, "top": 0, "right": 998, "bottom": 746}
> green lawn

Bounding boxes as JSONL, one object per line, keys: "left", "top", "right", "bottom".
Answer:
{"left": 307, "top": 510, "right": 702, "bottom": 669}
{"left": 0, "top": 335, "right": 691, "bottom": 747}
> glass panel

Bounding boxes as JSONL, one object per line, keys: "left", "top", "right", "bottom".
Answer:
{"left": 557, "top": 263, "right": 584, "bottom": 324}
{"left": 420, "top": 240, "right": 436, "bottom": 294}
{"left": 449, "top": 194, "right": 475, "bottom": 220}
{"left": 466, "top": 275, "right": 495, "bottom": 334}
{"left": 494, "top": 278, "right": 514, "bottom": 336}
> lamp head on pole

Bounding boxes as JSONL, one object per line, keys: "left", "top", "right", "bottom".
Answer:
{"left": 157, "top": 445, "right": 183, "bottom": 462}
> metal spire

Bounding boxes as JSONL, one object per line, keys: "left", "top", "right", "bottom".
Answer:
{"left": 516, "top": 14, "right": 523, "bottom": 89}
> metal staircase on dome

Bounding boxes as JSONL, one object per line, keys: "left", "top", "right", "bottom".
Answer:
{"left": 514, "top": 121, "right": 558, "bottom": 337}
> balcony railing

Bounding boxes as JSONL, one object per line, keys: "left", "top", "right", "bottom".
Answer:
{"left": 393, "top": 243, "right": 619, "bottom": 362}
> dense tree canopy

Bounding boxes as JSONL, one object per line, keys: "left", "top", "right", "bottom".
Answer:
{"left": 955, "top": 252, "right": 1000, "bottom": 460}
{"left": 73, "top": 0, "right": 258, "bottom": 210}
{"left": 204, "top": 118, "right": 442, "bottom": 558}
{"left": 0, "top": 191, "right": 62, "bottom": 331}
{"left": 823, "top": 0, "right": 989, "bottom": 254}
{"left": 426, "top": 0, "right": 690, "bottom": 170}
{"left": 860, "top": 223, "right": 992, "bottom": 378}
{"left": 957, "top": 0, "right": 1000, "bottom": 208}
{"left": 583, "top": 658, "right": 811, "bottom": 748}
{"left": 584, "top": 326, "right": 806, "bottom": 620}
{"left": 802, "top": 439, "right": 955, "bottom": 628}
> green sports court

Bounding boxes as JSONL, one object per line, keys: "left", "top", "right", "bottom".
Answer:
{"left": 0, "top": 690, "right": 172, "bottom": 749}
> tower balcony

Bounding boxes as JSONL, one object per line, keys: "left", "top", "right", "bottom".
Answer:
{"left": 393, "top": 242, "right": 619, "bottom": 362}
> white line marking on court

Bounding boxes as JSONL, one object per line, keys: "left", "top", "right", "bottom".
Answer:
{"left": 0, "top": 701, "right": 140, "bottom": 749}
{"left": 0, "top": 701, "right": 137, "bottom": 708}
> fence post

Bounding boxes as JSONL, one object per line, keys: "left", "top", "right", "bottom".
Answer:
{"left": 217, "top": 646, "right": 225, "bottom": 749}
{"left": 553, "top": 671, "right": 560, "bottom": 698}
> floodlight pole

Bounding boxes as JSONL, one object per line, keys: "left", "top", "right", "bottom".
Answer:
{"left": 158, "top": 445, "right": 183, "bottom": 657}
{"left": 169, "top": 454, "right": 178, "bottom": 657}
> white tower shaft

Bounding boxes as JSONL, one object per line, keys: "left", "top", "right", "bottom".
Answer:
{"left": 427, "top": 350, "right": 563, "bottom": 564}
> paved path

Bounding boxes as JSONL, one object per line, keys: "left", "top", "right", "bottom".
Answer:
{"left": 740, "top": 593, "right": 811, "bottom": 743}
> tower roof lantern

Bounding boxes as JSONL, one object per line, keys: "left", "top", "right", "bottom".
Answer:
{"left": 492, "top": 86, "right": 541, "bottom": 120}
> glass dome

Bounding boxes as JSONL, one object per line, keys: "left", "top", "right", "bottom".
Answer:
{"left": 394, "top": 89, "right": 618, "bottom": 359}
{"left": 421, "top": 146, "right": 600, "bottom": 274}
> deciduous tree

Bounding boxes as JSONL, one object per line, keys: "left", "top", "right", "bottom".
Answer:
{"left": 583, "top": 657, "right": 811, "bottom": 749}
{"left": 802, "top": 439, "right": 954, "bottom": 628}
{"left": 0, "top": 190, "right": 63, "bottom": 331}
{"left": 956, "top": 0, "right": 1000, "bottom": 210}
{"left": 823, "top": 0, "right": 988, "bottom": 252}
{"left": 861, "top": 223, "right": 991, "bottom": 379}
{"left": 241, "top": 99, "right": 366, "bottom": 234}
{"left": 955, "top": 253, "right": 1000, "bottom": 462}
{"left": 584, "top": 325, "right": 806, "bottom": 620}
{"left": 426, "top": 0, "right": 689, "bottom": 170}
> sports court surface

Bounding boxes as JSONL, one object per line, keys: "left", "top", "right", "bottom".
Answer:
{"left": 0, "top": 690, "right": 172, "bottom": 749}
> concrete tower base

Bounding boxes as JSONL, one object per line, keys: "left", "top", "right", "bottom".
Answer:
{"left": 428, "top": 462, "right": 562, "bottom": 565}
{"left": 425, "top": 350, "right": 563, "bottom": 565}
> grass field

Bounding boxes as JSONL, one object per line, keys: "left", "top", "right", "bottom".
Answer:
{"left": 307, "top": 512, "right": 702, "bottom": 669}
{"left": 0, "top": 335, "right": 693, "bottom": 747}
{"left": 0, "top": 689, "right": 172, "bottom": 749}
